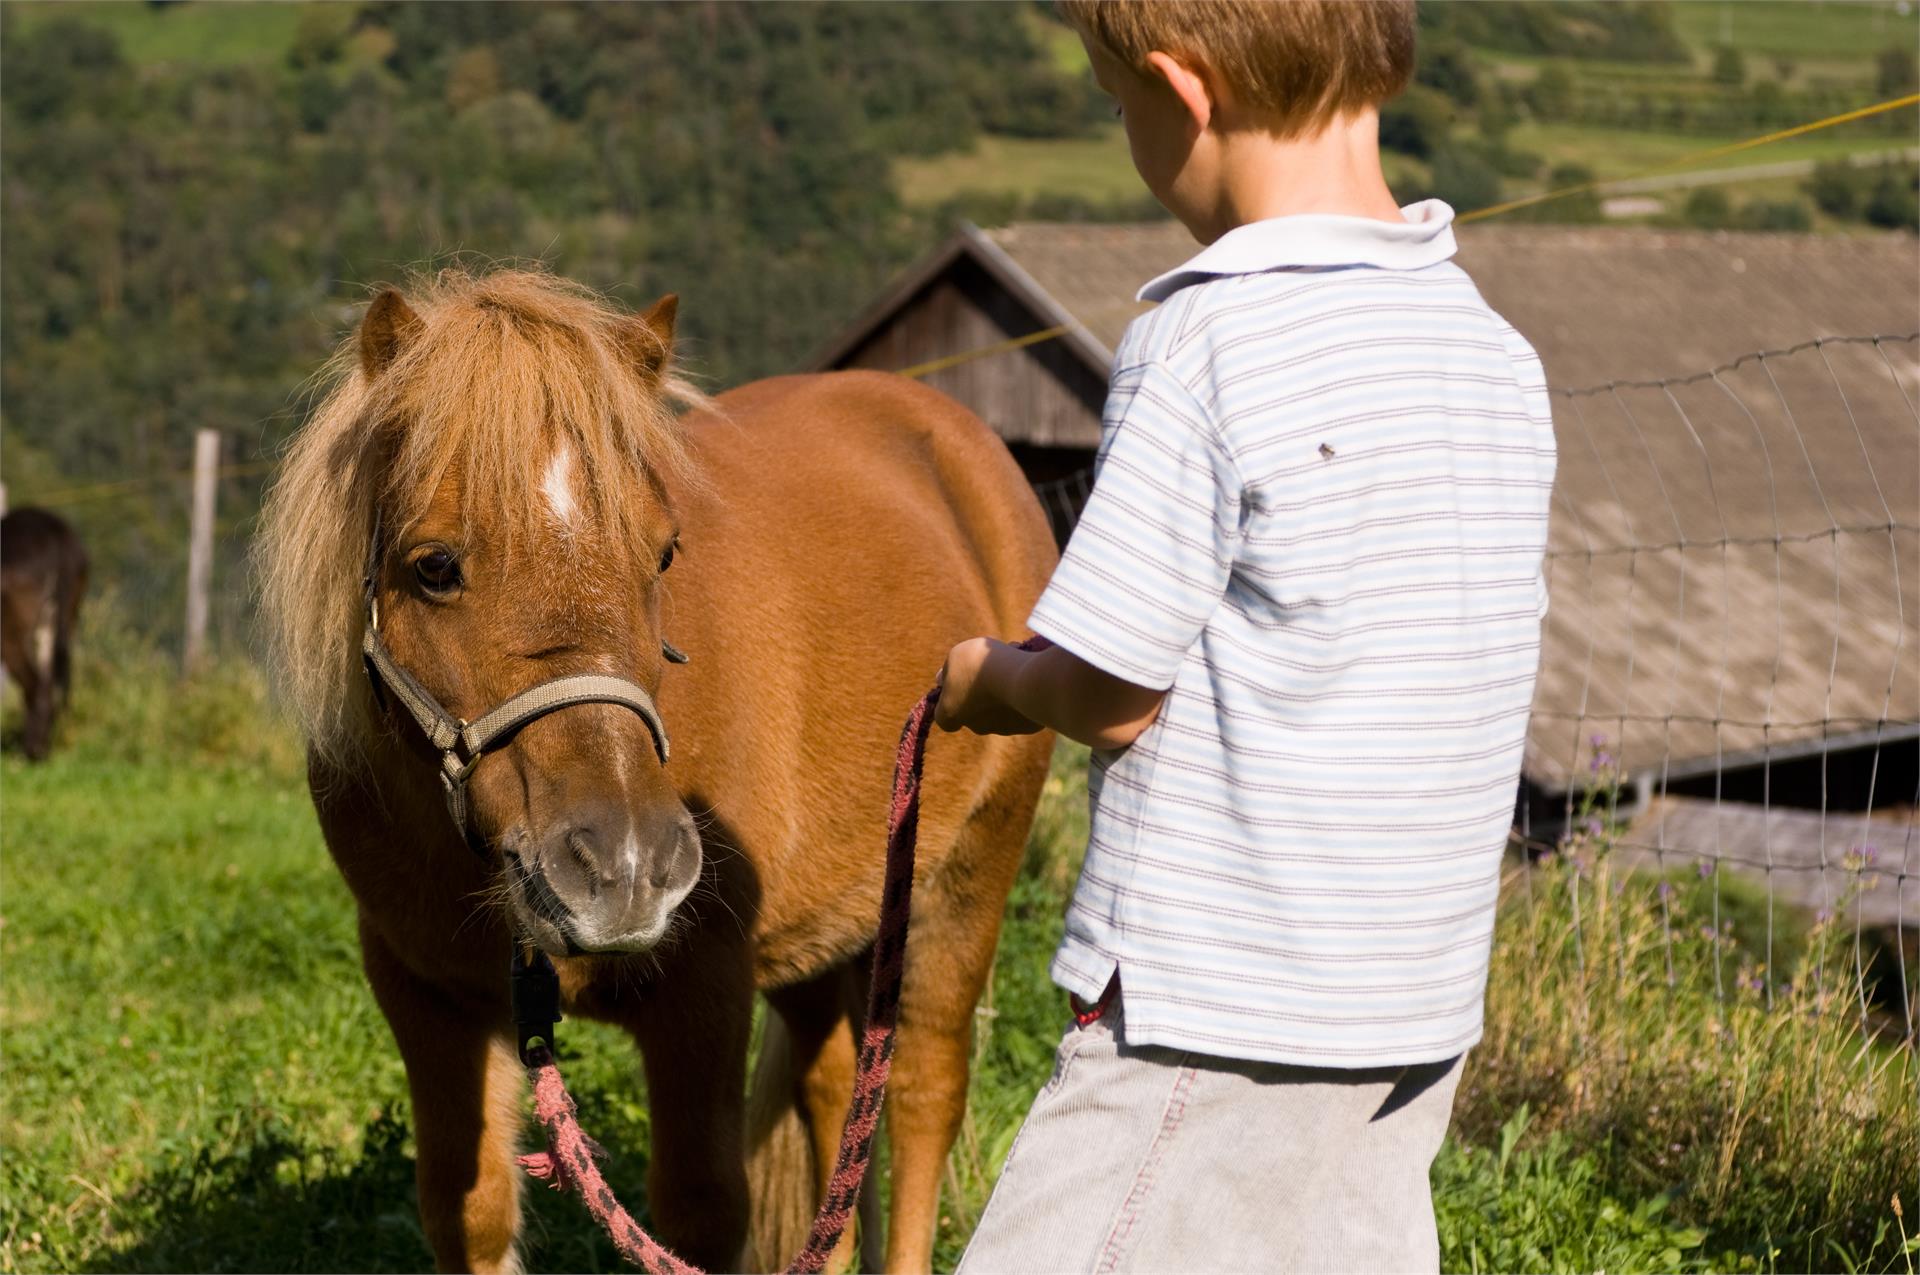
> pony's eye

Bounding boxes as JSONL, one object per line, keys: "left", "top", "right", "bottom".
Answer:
{"left": 658, "top": 540, "right": 676, "bottom": 574}
{"left": 414, "top": 547, "right": 461, "bottom": 594}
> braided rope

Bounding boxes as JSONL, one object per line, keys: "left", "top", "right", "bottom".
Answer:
{"left": 516, "top": 681, "right": 948, "bottom": 1273}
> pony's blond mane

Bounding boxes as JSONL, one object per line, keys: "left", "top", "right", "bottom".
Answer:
{"left": 255, "top": 267, "right": 706, "bottom": 765}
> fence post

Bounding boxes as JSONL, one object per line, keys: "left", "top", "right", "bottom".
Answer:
{"left": 183, "top": 428, "right": 220, "bottom": 674}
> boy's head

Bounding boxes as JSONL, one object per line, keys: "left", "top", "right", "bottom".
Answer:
{"left": 1057, "top": 0, "right": 1415, "bottom": 238}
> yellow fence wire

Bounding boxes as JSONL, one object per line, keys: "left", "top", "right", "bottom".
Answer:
{"left": 9, "top": 95, "right": 1915, "bottom": 506}
{"left": 898, "top": 91, "right": 1920, "bottom": 381}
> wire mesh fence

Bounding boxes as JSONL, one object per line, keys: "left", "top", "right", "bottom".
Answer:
{"left": 15, "top": 334, "right": 1920, "bottom": 1044}
{"left": 1519, "top": 334, "right": 1917, "bottom": 1040}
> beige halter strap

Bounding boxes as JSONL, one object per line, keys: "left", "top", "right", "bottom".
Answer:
{"left": 360, "top": 603, "right": 675, "bottom": 851}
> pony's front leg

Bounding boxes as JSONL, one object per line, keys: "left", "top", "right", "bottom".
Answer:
{"left": 361, "top": 925, "right": 524, "bottom": 1274}
{"left": 628, "top": 936, "right": 755, "bottom": 1271}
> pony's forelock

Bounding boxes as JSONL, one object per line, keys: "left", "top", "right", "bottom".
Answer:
{"left": 255, "top": 268, "right": 707, "bottom": 765}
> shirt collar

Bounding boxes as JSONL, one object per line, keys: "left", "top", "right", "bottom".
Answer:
{"left": 1137, "top": 199, "right": 1458, "bottom": 302}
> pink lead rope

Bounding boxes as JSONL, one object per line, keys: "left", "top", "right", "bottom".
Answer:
{"left": 518, "top": 636, "right": 1044, "bottom": 1272}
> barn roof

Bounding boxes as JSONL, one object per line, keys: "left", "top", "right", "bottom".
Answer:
{"left": 969, "top": 221, "right": 1920, "bottom": 387}
{"left": 810, "top": 223, "right": 1920, "bottom": 792}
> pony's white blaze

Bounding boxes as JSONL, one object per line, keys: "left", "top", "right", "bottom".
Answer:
{"left": 542, "top": 442, "right": 580, "bottom": 527}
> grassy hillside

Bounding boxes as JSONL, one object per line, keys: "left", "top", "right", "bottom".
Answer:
{"left": 1668, "top": 0, "right": 1919, "bottom": 61}
{"left": 5, "top": 1, "right": 326, "bottom": 66}
{"left": 893, "top": 0, "right": 1918, "bottom": 228}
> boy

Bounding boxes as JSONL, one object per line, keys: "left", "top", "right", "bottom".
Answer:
{"left": 933, "top": 3, "right": 1556, "bottom": 1270}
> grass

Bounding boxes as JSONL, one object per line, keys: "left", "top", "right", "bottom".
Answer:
{"left": 1, "top": 1, "right": 342, "bottom": 69}
{"left": 893, "top": 126, "right": 1144, "bottom": 209}
{"left": 1501, "top": 121, "right": 1915, "bottom": 182}
{"left": 1667, "top": 0, "right": 1920, "bottom": 62}
{"left": 4, "top": 640, "right": 1916, "bottom": 1272}
{"left": 895, "top": 0, "right": 1914, "bottom": 222}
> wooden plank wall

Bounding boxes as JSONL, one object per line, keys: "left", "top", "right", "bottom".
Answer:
{"left": 836, "top": 257, "right": 1106, "bottom": 451}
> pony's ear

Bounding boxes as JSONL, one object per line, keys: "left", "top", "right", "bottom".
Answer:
{"left": 360, "top": 289, "right": 423, "bottom": 379}
{"left": 622, "top": 293, "right": 678, "bottom": 382}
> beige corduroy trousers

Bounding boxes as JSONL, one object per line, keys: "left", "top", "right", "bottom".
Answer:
{"left": 955, "top": 990, "right": 1462, "bottom": 1275}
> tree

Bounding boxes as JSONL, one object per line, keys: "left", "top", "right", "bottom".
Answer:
{"left": 1515, "top": 164, "right": 1604, "bottom": 223}
{"left": 1379, "top": 85, "right": 1454, "bottom": 160}
{"left": 1527, "top": 64, "right": 1574, "bottom": 119}
{"left": 1, "top": 16, "right": 126, "bottom": 120}
{"left": 1864, "top": 162, "right": 1919, "bottom": 230}
{"left": 1736, "top": 199, "right": 1811, "bottom": 232}
{"left": 1878, "top": 46, "right": 1919, "bottom": 98}
{"left": 1804, "top": 159, "right": 1860, "bottom": 218}
{"left": 1416, "top": 37, "right": 1481, "bottom": 108}
{"left": 1711, "top": 45, "right": 1746, "bottom": 87}
{"left": 1683, "top": 186, "right": 1733, "bottom": 229}
{"left": 1430, "top": 145, "right": 1502, "bottom": 214}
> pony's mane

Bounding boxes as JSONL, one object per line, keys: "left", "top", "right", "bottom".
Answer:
{"left": 255, "top": 267, "right": 706, "bottom": 764}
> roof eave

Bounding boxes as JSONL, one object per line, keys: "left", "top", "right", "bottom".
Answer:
{"left": 800, "top": 221, "right": 1115, "bottom": 377}
{"left": 959, "top": 223, "right": 1116, "bottom": 371}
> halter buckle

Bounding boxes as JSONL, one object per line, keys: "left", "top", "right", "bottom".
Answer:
{"left": 511, "top": 947, "right": 563, "bottom": 1064}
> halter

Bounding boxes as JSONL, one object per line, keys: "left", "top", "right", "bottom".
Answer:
{"left": 360, "top": 523, "right": 685, "bottom": 855}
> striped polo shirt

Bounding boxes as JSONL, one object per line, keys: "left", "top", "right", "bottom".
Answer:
{"left": 1029, "top": 200, "right": 1556, "bottom": 1067}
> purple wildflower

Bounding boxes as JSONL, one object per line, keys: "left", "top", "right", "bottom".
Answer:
{"left": 1841, "top": 844, "right": 1879, "bottom": 871}
{"left": 1590, "top": 732, "right": 1609, "bottom": 750}
{"left": 1584, "top": 816, "right": 1605, "bottom": 838}
{"left": 1697, "top": 860, "right": 1714, "bottom": 879}
{"left": 1657, "top": 881, "right": 1673, "bottom": 900}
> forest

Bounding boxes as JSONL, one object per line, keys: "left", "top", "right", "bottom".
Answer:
{"left": 1, "top": 0, "right": 1913, "bottom": 643}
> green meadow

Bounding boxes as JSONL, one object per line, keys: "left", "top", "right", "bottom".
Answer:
{"left": 2, "top": 621, "right": 1912, "bottom": 1273}
{"left": 896, "top": 0, "right": 1917, "bottom": 226}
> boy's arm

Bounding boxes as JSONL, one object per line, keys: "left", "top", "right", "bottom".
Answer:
{"left": 937, "top": 360, "right": 1238, "bottom": 751}
{"left": 934, "top": 636, "right": 1165, "bottom": 750}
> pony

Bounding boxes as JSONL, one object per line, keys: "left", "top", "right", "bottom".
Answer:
{"left": 255, "top": 269, "right": 1056, "bottom": 1273}
{"left": 1, "top": 506, "right": 89, "bottom": 761}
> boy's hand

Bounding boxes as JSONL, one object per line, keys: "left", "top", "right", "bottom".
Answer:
{"left": 935, "top": 637, "right": 1044, "bottom": 736}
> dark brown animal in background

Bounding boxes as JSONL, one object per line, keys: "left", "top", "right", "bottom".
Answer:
{"left": 2, "top": 507, "right": 90, "bottom": 761}
{"left": 255, "top": 270, "right": 1056, "bottom": 1273}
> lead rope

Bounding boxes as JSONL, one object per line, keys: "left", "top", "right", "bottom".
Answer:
{"left": 515, "top": 639, "right": 1044, "bottom": 1273}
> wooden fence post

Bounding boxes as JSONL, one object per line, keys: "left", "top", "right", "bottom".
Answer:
{"left": 183, "top": 429, "right": 220, "bottom": 673}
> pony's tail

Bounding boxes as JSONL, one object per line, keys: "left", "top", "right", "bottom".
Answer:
{"left": 743, "top": 1011, "right": 815, "bottom": 1271}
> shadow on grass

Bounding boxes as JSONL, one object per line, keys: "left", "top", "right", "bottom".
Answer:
{"left": 96, "top": 1111, "right": 429, "bottom": 1274}
{"left": 99, "top": 1091, "right": 657, "bottom": 1274}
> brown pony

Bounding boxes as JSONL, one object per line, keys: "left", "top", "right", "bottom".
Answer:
{"left": 255, "top": 269, "right": 1055, "bottom": 1273}
{"left": 2, "top": 507, "right": 89, "bottom": 761}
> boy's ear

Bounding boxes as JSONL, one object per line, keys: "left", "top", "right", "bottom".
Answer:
{"left": 1145, "top": 50, "right": 1215, "bottom": 132}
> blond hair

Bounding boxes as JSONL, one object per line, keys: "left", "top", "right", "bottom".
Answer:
{"left": 254, "top": 268, "right": 704, "bottom": 764}
{"left": 1058, "top": 0, "right": 1415, "bottom": 136}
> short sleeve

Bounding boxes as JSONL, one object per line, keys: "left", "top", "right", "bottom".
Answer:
{"left": 1029, "top": 362, "right": 1242, "bottom": 690}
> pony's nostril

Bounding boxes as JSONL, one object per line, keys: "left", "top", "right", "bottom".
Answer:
{"left": 564, "top": 828, "right": 604, "bottom": 899}
{"left": 649, "top": 816, "right": 698, "bottom": 889}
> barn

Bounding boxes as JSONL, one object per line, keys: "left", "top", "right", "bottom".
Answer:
{"left": 809, "top": 222, "right": 1920, "bottom": 923}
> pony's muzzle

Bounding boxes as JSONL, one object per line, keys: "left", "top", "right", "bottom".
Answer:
{"left": 511, "top": 800, "right": 701, "bottom": 954}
